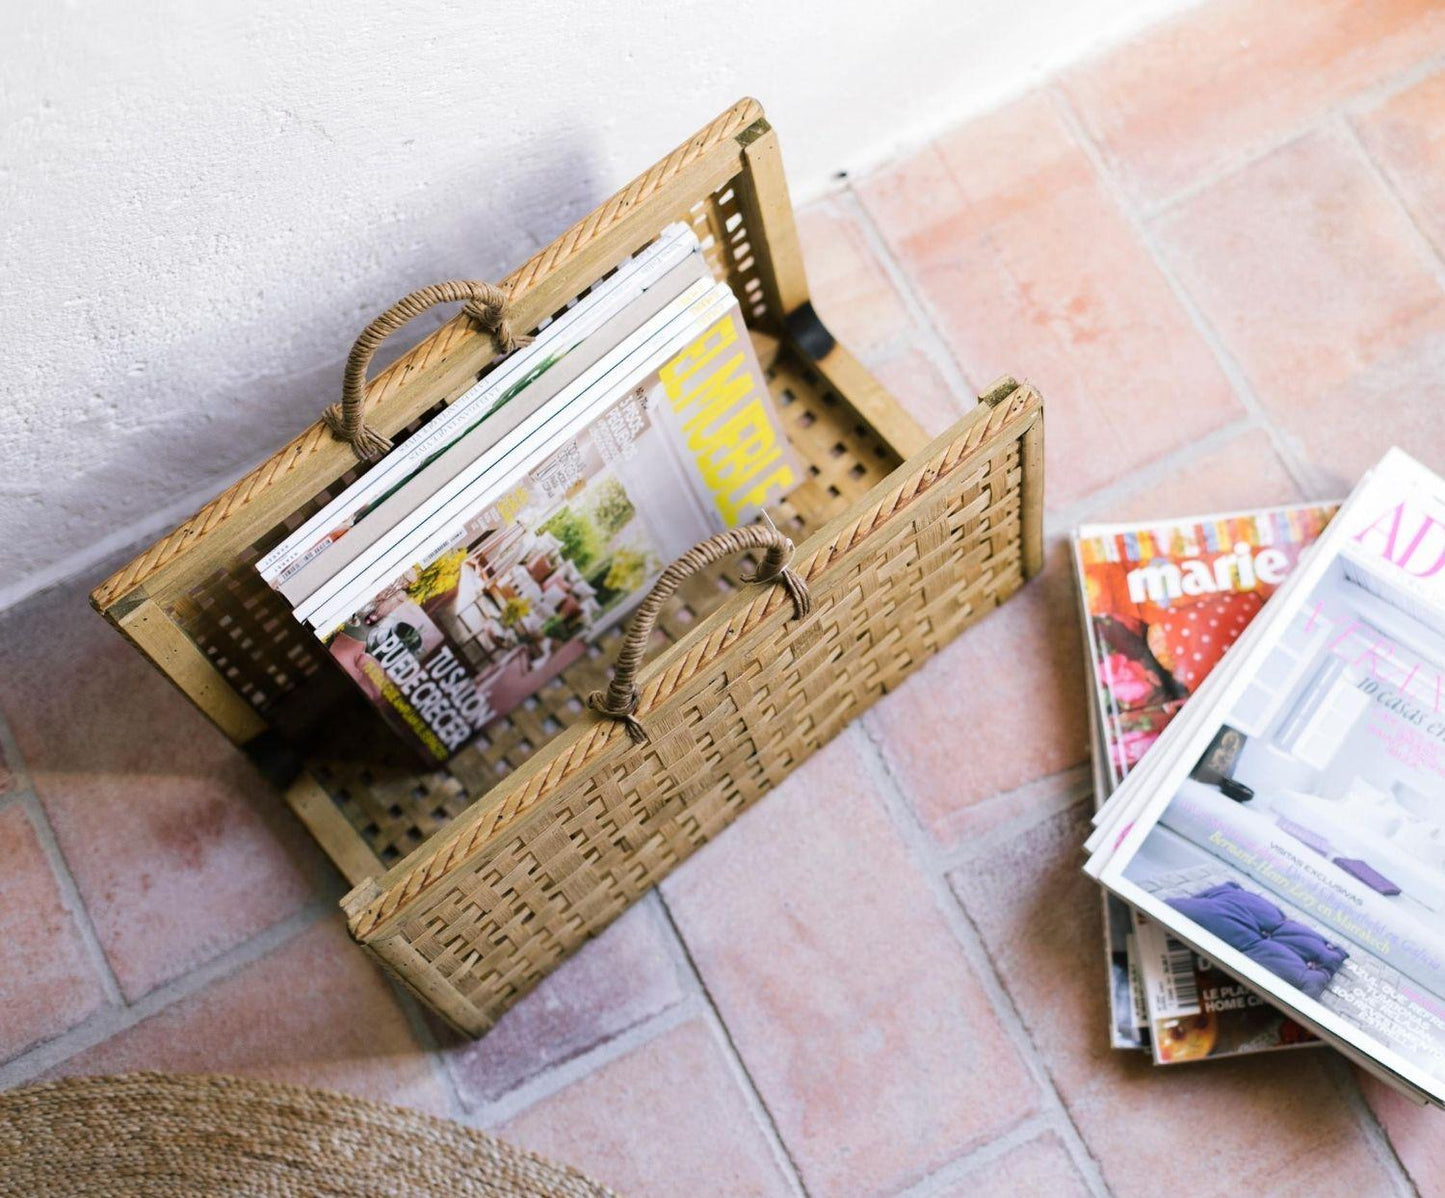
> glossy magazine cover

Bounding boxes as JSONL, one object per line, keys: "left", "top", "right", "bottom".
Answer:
{"left": 1077, "top": 504, "right": 1335, "bottom": 787}
{"left": 1096, "top": 451, "right": 1445, "bottom": 1104}
{"left": 1074, "top": 502, "right": 1336, "bottom": 1061}
{"left": 260, "top": 224, "right": 703, "bottom": 588}
{"left": 325, "top": 298, "right": 799, "bottom": 763}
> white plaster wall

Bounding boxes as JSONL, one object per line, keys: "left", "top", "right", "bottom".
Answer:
{"left": 1, "top": 0, "right": 1197, "bottom": 607}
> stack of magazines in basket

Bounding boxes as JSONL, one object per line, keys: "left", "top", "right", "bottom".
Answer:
{"left": 1075, "top": 447, "right": 1445, "bottom": 1107}
{"left": 259, "top": 224, "right": 801, "bottom": 763}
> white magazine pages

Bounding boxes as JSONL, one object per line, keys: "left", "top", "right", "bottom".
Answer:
{"left": 277, "top": 250, "right": 712, "bottom": 608}
{"left": 258, "top": 222, "right": 700, "bottom": 586}
{"left": 1094, "top": 450, "right": 1445, "bottom": 1105}
{"left": 1071, "top": 545, "right": 1149, "bottom": 1051}
{"left": 297, "top": 279, "right": 724, "bottom": 635}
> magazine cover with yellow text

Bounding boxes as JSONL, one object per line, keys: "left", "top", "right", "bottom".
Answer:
{"left": 324, "top": 292, "right": 800, "bottom": 762}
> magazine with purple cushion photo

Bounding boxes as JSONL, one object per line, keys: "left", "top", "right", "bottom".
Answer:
{"left": 1095, "top": 450, "right": 1445, "bottom": 1106}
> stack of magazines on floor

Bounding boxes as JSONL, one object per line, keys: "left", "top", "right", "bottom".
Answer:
{"left": 1073, "top": 448, "right": 1445, "bottom": 1106}
{"left": 259, "top": 224, "right": 800, "bottom": 763}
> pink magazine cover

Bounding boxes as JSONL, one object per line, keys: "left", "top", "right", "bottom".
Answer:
{"left": 1078, "top": 505, "right": 1336, "bottom": 788}
{"left": 1076, "top": 502, "right": 1338, "bottom": 1063}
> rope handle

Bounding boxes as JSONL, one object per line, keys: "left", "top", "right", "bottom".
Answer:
{"left": 588, "top": 517, "right": 812, "bottom": 745}
{"left": 324, "top": 281, "right": 531, "bottom": 461}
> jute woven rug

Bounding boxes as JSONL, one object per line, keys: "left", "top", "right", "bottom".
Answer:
{"left": 0, "top": 1072, "right": 618, "bottom": 1197}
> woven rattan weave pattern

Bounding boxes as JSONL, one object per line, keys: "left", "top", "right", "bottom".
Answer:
{"left": 288, "top": 345, "right": 905, "bottom": 876}
{"left": 346, "top": 385, "right": 1040, "bottom": 1033}
{"left": 0, "top": 1072, "right": 615, "bottom": 1197}
{"left": 90, "top": 98, "right": 1043, "bottom": 1036}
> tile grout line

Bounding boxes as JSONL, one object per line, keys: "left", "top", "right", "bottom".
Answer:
{"left": 1043, "top": 413, "right": 1264, "bottom": 537}
{"left": 855, "top": 725, "right": 1113, "bottom": 1198}
{"left": 376, "top": 976, "right": 469, "bottom": 1124}
{"left": 890, "top": 1112, "right": 1077, "bottom": 1198}
{"left": 932, "top": 762, "right": 1095, "bottom": 849}
{"left": 1337, "top": 112, "right": 1445, "bottom": 288}
{"left": 1324, "top": 1054, "right": 1421, "bottom": 1198}
{"left": 693, "top": 1004, "right": 812, "bottom": 1198}
{"left": 444, "top": 1000, "right": 687, "bottom": 1119}
{"left": 831, "top": 186, "right": 982, "bottom": 408}
{"left": 1047, "top": 85, "right": 1329, "bottom": 503}
{"left": 1138, "top": 121, "right": 1326, "bottom": 225}
{"left": 17, "top": 791, "right": 127, "bottom": 1010}
{"left": 1341, "top": 47, "right": 1445, "bottom": 131}
{"left": 448, "top": 907, "right": 797, "bottom": 1167}
{"left": 0, "top": 900, "right": 331, "bottom": 1088}
{"left": 0, "top": 708, "right": 33, "bottom": 797}
{"left": 1130, "top": 38, "right": 1445, "bottom": 230}
{"left": 653, "top": 890, "right": 812, "bottom": 1197}
{"left": 462, "top": 999, "right": 699, "bottom": 1129}
{"left": 0, "top": 710, "right": 127, "bottom": 1012}
{"left": 922, "top": 765, "right": 1097, "bottom": 880}
{"left": 435, "top": 900, "right": 702, "bottom": 1121}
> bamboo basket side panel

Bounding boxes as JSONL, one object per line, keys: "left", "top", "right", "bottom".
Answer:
{"left": 381, "top": 430, "right": 1028, "bottom": 1030}
{"left": 92, "top": 98, "right": 766, "bottom": 619}
{"left": 157, "top": 180, "right": 788, "bottom": 736}
{"left": 347, "top": 386, "right": 1038, "bottom": 937}
{"left": 162, "top": 397, "right": 451, "bottom": 714}
{"left": 302, "top": 345, "right": 904, "bottom": 869}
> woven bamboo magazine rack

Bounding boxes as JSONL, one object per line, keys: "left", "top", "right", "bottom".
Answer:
{"left": 93, "top": 98, "right": 1045, "bottom": 1036}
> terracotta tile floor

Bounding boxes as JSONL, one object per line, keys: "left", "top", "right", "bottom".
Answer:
{"left": 3, "top": 4, "right": 1444, "bottom": 1194}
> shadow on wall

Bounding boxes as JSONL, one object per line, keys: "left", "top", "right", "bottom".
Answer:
{"left": 5, "top": 131, "right": 613, "bottom": 604}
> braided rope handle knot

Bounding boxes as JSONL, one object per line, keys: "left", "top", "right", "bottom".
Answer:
{"left": 323, "top": 280, "right": 532, "bottom": 461}
{"left": 588, "top": 520, "right": 812, "bottom": 745}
